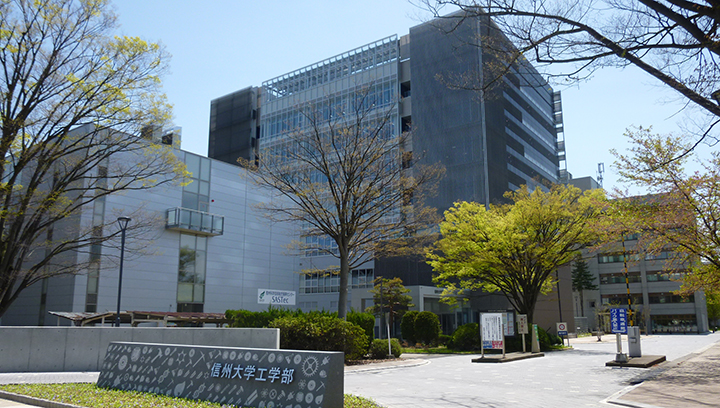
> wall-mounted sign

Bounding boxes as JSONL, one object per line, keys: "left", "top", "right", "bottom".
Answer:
{"left": 258, "top": 289, "right": 296, "bottom": 305}
{"left": 97, "top": 342, "right": 343, "bottom": 408}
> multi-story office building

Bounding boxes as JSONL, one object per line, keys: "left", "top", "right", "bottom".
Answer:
{"left": 566, "top": 179, "right": 709, "bottom": 334}
{"left": 573, "top": 236, "right": 709, "bottom": 334}
{"left": 208, "top": 12, "right": 568, "bottom": 332}
{"left": 1, "top": 128, "right": 299, "bottom": 326}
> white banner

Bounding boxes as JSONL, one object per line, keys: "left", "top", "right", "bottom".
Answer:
{"left": 257, "top": 289, "right": 296, "bottom": 305}
{"left": 481, "top": 313, "right": 504, "bottom": 349}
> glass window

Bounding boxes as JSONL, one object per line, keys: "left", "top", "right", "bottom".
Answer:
{"left": 180, "top": 234, "right": 195, "bottom": 248}
{"left": 177, "top": 234, "right": 207, "bottom": 305}
{"left": 177, "top": 283, "right": 193, "bottom": 302}
{"left": 185, "top": 153, "right": 200, "bottom": 179}
{"left": 200, "top": 158, "right": 211, "bottom": 181}
{"left": 199, "top": 181, "right": 210, "bottom": 196}
{"left": 182, "top": 191, "right": 197, "bottom": 209}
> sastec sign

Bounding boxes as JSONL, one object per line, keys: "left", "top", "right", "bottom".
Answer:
{"left": 97, "top": 342, "right": 343, "bottom": 408}
{"left": 258, "top": 289, "right": 296, "bottom": 306}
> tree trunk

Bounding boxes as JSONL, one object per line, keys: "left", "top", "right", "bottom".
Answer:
{"left": 337, "top": 247, "right": 349, "bottom": 320}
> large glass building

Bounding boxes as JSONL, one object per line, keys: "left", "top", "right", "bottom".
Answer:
{"left": 208, "top": 12, "right": 569, "bottom": 333}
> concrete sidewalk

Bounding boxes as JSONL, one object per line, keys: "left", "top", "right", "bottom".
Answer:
{"left": 608, "top": 340, "right": 720, "bottom": 408}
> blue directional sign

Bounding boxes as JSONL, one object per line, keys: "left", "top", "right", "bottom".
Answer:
{"left": 610, "top": 308, "right": 628, "bottom": 334}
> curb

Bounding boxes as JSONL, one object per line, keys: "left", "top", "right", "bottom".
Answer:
{"left": 344, "top": 358, "right": 430, "bottom": 373}
{"left": 0, "top": 390, "right": 83, "bottom": 408}
{"left": 603, "top": 339, "right": 720, "bottom": 408}
{"left": 603, "top": 384, "right": 663, "bottom": 408}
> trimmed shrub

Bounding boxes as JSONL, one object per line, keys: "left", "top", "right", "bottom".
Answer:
{"left": 450, "top": 323, "right": 480, "bottom": 351}
{"left": 507, "top": 325, "right": 563, "bottom": 352}
{"left": 269, "top": 314, "right": 368, "bottom": 361}
{"left": 414, "top": 311, "right": 441, "bottom": 346}
{"left": 347, "top": 310, "right": 375, "bottom": 344}
{"left": 538, "top": 326, "right": 562, "bottom": 349}
{"left": 390, "top": 338, "right": 403, "bottom": 358}
{"left": 369, "top": 338, "right": 404, "bottom": 359}
{"left": 225, "top": 306, "right": 302, "bottom": 328}
{"left": 369, "top": 339, "right": 389, "bottom": 359}
{"left": 438, "top": 334, "right": 452, "bottom": 347}
{"left": 400, "top": 310, "right": 419, "bottom": 345}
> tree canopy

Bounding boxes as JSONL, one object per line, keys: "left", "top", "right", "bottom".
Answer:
{"left": 0, "top": 0, "right": 182, "bottom": 317}
{"left": 427, "top": 184, "right": 605, "bottom": 324}
{"left": 420, "top": 0, "right": 720, "bottom": 144}
{"left": 571, "top": 257, "right": 598, "bottom": 316}
{"left": 611, "top": 126, "right": 720, "bottom": 293}
{"left": 366, "top": 276, "right": 414, "bottom": 335}
{"left": 242, "top": 86, "right": 443, "bottom": 319}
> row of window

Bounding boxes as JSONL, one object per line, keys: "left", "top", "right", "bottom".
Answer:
{"left": 601, "top": 293, "right": 694, "bottom": 305}
{"left": 597, "top": 250, "right": 673, "bottom": 264}
{"left": 261, "top": 81, "right": 397, "bottom": 142}
{"left": 85, "top": 166, "right": 108, "bottom": 313}
{"left": 263, "top": 36, "right": 398, "bottom": 100}
{"left": 599, "top": 271, "right": 687, "bottom": 285}
{"left": 299, "top": 269, "right": 375, "bottom": 294}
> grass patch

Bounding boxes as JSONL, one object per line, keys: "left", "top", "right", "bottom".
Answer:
{"left": 0, "top": 383, "right": 382, "bottom": 408}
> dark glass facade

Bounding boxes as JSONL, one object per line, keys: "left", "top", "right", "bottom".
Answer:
{"left": 208, "top": 87, "right": 258, "bottom": 166}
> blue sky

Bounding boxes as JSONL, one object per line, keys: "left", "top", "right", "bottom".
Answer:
{"left": 113, "top": 0, "right": 692, "bottom": 191}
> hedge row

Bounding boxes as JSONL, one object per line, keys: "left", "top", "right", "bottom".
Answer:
{"left": 225, "top": 307, "right": 400, "bottom": 361}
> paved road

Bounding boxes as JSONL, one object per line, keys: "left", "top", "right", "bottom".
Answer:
{"left": 345, "top": 332, "right": 720, "bottom": 408}
{"left": 1, "top": 333, "right": 718, "bottom": 407}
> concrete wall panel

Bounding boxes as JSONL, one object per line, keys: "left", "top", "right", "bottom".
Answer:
{"left": 64, "top": 328, "right": 101, "bottom": 371}
{"left": 28, "top": 328, "right": 67, "bottom": 372}
{"left": 0, "top": 328, "right": 31, "bottom": 372}
{"left": 0, "top": 327, "right": 279, "bottom": 373}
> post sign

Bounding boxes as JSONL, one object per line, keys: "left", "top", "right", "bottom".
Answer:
{"left": 481, "top": 313, "right": 504, "bottom": 349}
{"left": 98, "top": 342, "right": 343, "bottom": 408}
{"left": 503, "top": 312, "right": 515, "bottom": 336}
{"left": 610, "top": 308, "right": 628, "bottom": 334}
{"left": 258, "top": 289, "right": 296, "bottom": 306}
{"left": 556, "top": 322, "right": 568, "bottom": 336}
{"left": 517, "top": 314, "right": 528, "bottom": 335}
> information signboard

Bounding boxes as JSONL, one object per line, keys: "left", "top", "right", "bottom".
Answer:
{"left": 556, "top": 322, "right": 568, "bottom": 336}
{"left": 98, "top": 342, "right": 344, "bottom": 408}
{"left": 481, "top": 313, "right": 504, "bottom": 349}
{"left": 517, "top": 314, "right": 529, "bottom": 335}
{"left": 610, "top": 308, "right": 628, "bottom": 334}
{"left": 503, "top": 312, "right": 515, "bottom": 336}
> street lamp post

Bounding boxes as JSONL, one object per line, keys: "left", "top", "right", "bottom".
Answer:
{"left": 115, "top": 216, "right": 131, "bottom": 327}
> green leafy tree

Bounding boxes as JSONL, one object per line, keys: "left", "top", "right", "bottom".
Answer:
{"left": 0, "top": 0, "right": 182, "bottom": 318}
{"left": 428, "top": 184, "right": 605, "bottom": 325}
{"left": 366, "top": 277, "right": 414, "bottom": 337}
{"left": 611, "top": 127, "right": 720, "bottom": 294}
{"left": 571, "top": 258, "right": 598, "bottom": 317}
{"left": 414, "top": 310, "right": 441, "bottom": 346}
{"left": 419, "top": 1, "right": 720, "bottom": 145}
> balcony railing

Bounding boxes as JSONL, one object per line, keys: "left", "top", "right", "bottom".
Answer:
{"left": 166, "top": 208, "right": 224, "bottom": 236}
